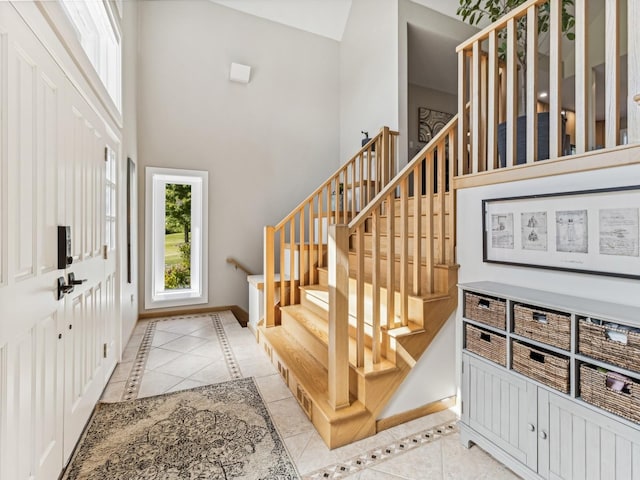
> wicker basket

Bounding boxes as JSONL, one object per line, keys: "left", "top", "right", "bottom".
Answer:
{"left": 512, "top": 341, "right": 570, "bottom": 393}
{"left": 464, "top": 292, "right": 506, "bottom": 330}
{"left": 513, "top": 304, "right": 571, "bottom": 350}
{"left": 580, "top": 364, "right": 640, "bottom": 424}
{"left": 465, "top": 324, "right": 507, "bottom": 366}
{"left": 578, "top": 319, "right": 640, "bottom": 373}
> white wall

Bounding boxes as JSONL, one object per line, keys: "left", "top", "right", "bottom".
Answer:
{"left": 380, "top": 313, "right": 456, "bottom": 418}
{"left": 339, "top": 0, "right": 399, "bottom": 162}
{"left": 407, "top": 83, "right": 456, "bottom": 157}
{"left": 137, "top": 1, "right": 340, "bottom": 314}
{"left": 457, "top": 162, "right": 640, "bottom": 306}
{"left": 120, "top": 0, "right": 139, "bottom": 347}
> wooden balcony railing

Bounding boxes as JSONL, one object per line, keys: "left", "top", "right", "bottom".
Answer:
{"left": 456, "top": 0, "right": 640, "bottom": 178}
{"left": 327, "top": 118, "right": 457, "bottom": 408}
{"left": 263, "top": 127, "right": 399, "bottom": 329}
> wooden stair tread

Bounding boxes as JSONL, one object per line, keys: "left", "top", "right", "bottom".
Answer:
{"left": 259, "top": 325, "right": 368, "bottom": 423}
{"left": 303, "top": 281, "right": 448, "bottom": 306}
{"left": 385, "top": 322, "right": 425, "bottom": 338}
{"left": 280, "top": 304, "right": 398, "bottom": 377}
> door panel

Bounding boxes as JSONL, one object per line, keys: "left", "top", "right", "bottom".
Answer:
{"left": 464, "top": 354, "right": 538, "bottom": 470}
{"left": 0, "top": 3, "right": 121, "bottom": 478}
{"left": 33, "top": 313, "right": 64, "bottom": 479}
{"left": 12, "top": 43, "right": 37, "bottom": 281}
{"left": 539, "top": 390, "right": 640, "bottom": 480}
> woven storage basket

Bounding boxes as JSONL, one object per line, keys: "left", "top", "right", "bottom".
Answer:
{"left": 580, "top": 364, "right": 640, "bottom": 424}
{"left": 464, "top": 292, "right": 506, "bottom": 330}
{"left": 512, "top": 341, "right": 570, "bottom": 393}
{"left": 578, "top": 319, "right": 640, "bottom": 373}
{"left": 465, "top": 324, "right": 506, "bottom": 366}
{"left": 513, "top": 304, "right": 571, "bottom": 350}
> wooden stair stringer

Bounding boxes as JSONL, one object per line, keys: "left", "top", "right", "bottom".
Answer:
{"left": 257, "top": 324, "right": 373, "bottom": 449}
{"left": 394, "top": 264, "right": 459, "bottom": 366}
{"left": 357, "top": 264, "right": 459, "bottom": 419}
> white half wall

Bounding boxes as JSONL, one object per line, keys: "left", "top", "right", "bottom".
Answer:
{"left": 380, "top": 312, "right": 457, "bottom": 419}
{"left": 137, "top": 1, "right": 340, "bottom": 314}
{"left": 457, "top": 163, "right": 640, "bottom": 304}
{"left": 339, "top": 0, "right": 399, "bottom": 162}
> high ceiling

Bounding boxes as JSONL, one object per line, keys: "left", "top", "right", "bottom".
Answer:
{"left": 209, "top": 0, "right": 471, "bottom": 93}
{"left": 209, "top": 0, "right": 467, "bottom": 42}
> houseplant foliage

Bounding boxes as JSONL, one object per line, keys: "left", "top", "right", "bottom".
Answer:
{"left": 457, "top": 0, "right": 576, "bottom": 164}
{"left": 456, "top": 0, "right": 575, "bottom": 79}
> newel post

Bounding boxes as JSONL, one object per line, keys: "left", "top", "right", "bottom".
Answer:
{"left": 264, "top": 226, "right": 275, "bottom": 327}
{"left": 328, "top": 224, "right": 350, "bottom": 410}
{"left": 381, "top": 126, "right": 390, "bottom": 188}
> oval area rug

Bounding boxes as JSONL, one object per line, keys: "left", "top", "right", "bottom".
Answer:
{"left": 62, "top": 377, "right": 300, "bottom": 479}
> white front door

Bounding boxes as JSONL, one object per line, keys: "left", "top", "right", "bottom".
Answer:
{"left": 0, "top": 3, "right": 121, "bottom": 478}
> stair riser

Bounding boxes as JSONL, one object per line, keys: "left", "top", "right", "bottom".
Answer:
{"left": 318, "top": 263, "right": 428, "bottom": 303}
{"left": 391, "top": 193, "right": 451, "bottom": 216}
{"left": 360, "top": 193, "right": 449, "bottom": 218}
{"left": 281, "top": 310, "right": 329, "bottom": 369}
{"left": 301, "top": 282, "right": 425, "bottom": 328}
{"left": 355, "top": 235, "right": 451, "bottom": 261}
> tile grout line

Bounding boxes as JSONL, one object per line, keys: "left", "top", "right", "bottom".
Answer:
{"left": 121, "top": 321, "right": 157, "bottom": 401}
{"left": 211, "top": 312, "right": 243, "bottom": 379}
{"left": 120, "top": 313, "right": 219, "bottom": 401}
{"left": 303, "top": 420, "right": 458, "bottom": 480}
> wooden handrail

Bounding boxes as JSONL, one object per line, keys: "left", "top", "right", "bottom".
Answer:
{"left": 456, "top": 0, "right": 540, "bottom": 53}
{"left": 456, "top": 0, "right": 640, "bottom": 179}
{"left": 331, "top": 117, "right": 458, "bottom": 368}
{"left": 264, "top": 127, "right": 399, "bottom": 329}
{"left": 349, "top": 117, "right": 457, "bottom": 231}
{"left": 275, "top": 129, "right": 398, "bottom": 230}
{"left": 226, "top": 257, "right": 254, "bottom": 276}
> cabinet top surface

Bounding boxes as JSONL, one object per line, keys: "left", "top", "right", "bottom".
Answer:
{"left": 459, "top": 281, "right": 640, "bottom": 325}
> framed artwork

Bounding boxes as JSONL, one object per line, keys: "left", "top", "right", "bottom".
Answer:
{"left": 482, "top": 185, "right": 640, "bottom": 279}
{"left": 418, "top": 108, "right": 454, "bottom": 143}
{"left": 126, "top": 157, "right": 136, "bottom": 283}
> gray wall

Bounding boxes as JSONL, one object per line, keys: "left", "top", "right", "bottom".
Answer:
{"left": 407, "top": 83, "right": 456, "bottom": 157}
{"left": 339, "top": 0, "right": 399, "bottom": 162}
{"left": 121, "top": 0, "right": 139, "bottom": 344}
{"left": 137, "top": 0, "right": 340, "bottom": 313}
{"left": 398, "top": 0, "right": 478, "bottom": 165}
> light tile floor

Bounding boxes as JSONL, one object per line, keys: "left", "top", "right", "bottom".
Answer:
{"left": 102, "top": 311, "right": 520, "bottom": 480}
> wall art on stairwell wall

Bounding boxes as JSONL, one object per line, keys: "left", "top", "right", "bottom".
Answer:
{"left": 482, "top": 185, "right": 640, "bottom": 279}
{"left": 418, "top": 108, "right": 454, "bottom": 143}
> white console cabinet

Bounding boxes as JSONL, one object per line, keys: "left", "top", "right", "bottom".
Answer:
{"left": 459, "top": 282, "right": 640, "bottom": 480}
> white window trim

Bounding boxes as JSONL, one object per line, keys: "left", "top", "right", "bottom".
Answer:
{"left": 145, "top": 167, "right": 208, "bottom": 309}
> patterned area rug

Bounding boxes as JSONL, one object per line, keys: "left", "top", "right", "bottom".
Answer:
{"left": 63, "top": 378, "right": 300, "bottom": 479}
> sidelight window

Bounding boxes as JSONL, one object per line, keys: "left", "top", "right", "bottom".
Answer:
{"left": 145, "top": 167, "right": 208, "bottom": 309}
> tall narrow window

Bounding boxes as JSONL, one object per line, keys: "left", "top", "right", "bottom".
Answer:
{"left": 145, "top": 168, "right": 208, "bottom": 309}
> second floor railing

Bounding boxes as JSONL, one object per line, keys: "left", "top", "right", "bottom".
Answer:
{"left": 456, "top": 0, "right": 640, "bottom": 177}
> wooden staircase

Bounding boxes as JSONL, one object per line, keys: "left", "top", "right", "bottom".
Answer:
{"left": 260, "top": 123, "right": 460, "bottom": 448}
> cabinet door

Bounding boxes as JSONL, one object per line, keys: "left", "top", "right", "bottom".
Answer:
{"left": 538, "top": 390, "right": 640, "bottom": 480}
{"left": 463, "top": 354, "right": 538, "bottom": 470}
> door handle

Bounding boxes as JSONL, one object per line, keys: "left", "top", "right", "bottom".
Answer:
{"left": 539, "top": 431, "right": 548, "bottom": 440}
{"left": 527, "top": 423, "right": 535, "bottom": 432}
{"left": 57, "top": 277, "right": 74, "bottom": 300}
{"left": 68, "top": 272, "right": 87, "bottom": 286}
